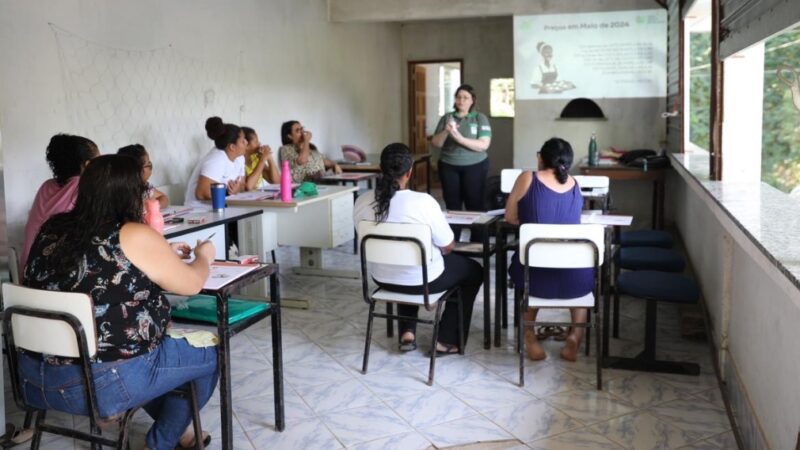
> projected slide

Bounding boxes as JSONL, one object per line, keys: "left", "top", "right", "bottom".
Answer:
{"left": 514, "top": 10, "right": 666, "bottom": 99}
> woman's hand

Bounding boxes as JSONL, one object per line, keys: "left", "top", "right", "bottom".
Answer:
{"left": 446, "top": 121, "right": 462, "bottom": 139}
{"left": 227, "top": 176, "right": 245, "bottom": 194}
{"left": 333, "top": 163, "right": 342, "bottom": 175}
{"left": 301, "top": 130, "right": 313, "bottom": 144}
{"left": 170, "top": 242, "right": 191, "bottom": 259}
{"left": 258, "top": 145, "right": 273, "bottom": 158}
{"left": 193, "top": 240, "right": 216, "bottom": 264}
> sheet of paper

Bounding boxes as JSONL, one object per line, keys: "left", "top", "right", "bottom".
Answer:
{"left": 486, "top": 208, "right": 505, "bottom": 217}
{"left": 445, "top": 211, "right": 483, "bottom": 225}
{"left": 203, "top": 262, "right": 260, "bottom": 290}
{"left": 226, "top": 191, "right": 279, "bottom": 201}
{"left": 580, "top": 214, "right": 633, "bottom": 226}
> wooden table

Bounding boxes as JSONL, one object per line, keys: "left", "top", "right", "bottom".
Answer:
{"left": 339, "top": 153, "right": 432, "bottom": 194}
{"left": 579, "top": 162, "right": 667, "bottom": 229}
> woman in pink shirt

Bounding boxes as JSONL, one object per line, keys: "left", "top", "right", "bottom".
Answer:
{"left": 20, "top": 134, "right": 99, "bottom": 273}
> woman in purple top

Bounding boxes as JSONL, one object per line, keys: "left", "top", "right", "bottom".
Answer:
{"left": 506, "top": 137, "right": 592, "bottom": 362}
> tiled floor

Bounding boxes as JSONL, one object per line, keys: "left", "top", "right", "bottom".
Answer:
{"left": 4, "top": 242, "right": 736, "bottom": 449}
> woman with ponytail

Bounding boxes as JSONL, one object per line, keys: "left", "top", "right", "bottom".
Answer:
{"left": 505, "top": 137, "right": 592, "bottom": 363}
{"left": 353, "top": 143, "right": 482, "bottom": 354}
{"left": 184, "top": 116, "right": 249, "bottom": 206}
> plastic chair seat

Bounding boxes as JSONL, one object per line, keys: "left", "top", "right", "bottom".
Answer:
{"left": 617, "top": 247, "right": 685, "bottom": 272}
{"left": 617, "top": 271, "right": 699, "bottom": 304}
{"left": 528, "top": 292, "right": 595, "bottom": 308}
{"left": 372, "top": 289, "right": 448, "bottom": 306}
{"left": 619, "top": 230, "right": 674, "bottom": 248}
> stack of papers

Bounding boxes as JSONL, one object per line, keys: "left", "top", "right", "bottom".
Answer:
{"left": 445, "top": 211, "right": 483, "bottom": 225}
{"left": 203, "top": 262, "right": 261, "bottom": 290}
{"left": 580, "top": 214, "right": 633, "bottom": 226}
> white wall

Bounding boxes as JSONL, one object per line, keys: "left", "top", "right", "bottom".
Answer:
{"left": 0, "top": 0, "right": 402, "bottom": 246}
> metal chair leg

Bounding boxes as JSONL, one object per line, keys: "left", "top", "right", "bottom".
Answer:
{"left": 385, "top": 303, "right": 394, "bottom": 338}
{"left": 585, "top": 309, "right": 591, "bottom": 356}
{"left": 189, "top": 382, "right": 204, "bottom": 449}
{"left": 362, "top": 302, "right": 376, "bottom": 374}
{"left": 596, "top": 306, "right": 603, "bottom": 390}
{"left": 30, "top": 410, "right": 45, "bottom": 450}
{"left": 518, "top": 300, "right": 526, "bottom": 387}
{"left": 427, "top": 302, "right": 445, "bottom": 386}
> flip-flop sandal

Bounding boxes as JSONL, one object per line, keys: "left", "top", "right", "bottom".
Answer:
{"left": 434, "top": 342, "right": 460, "bottom": 357}
{"left": 175, "top": 433, "right": 212, "bottom": 449}
{"left": 398, "top": 340, "right": 417, "bottom": 352}
{"left": 536, "top": 326, "right": 554, "bottom": 340}
{"left": 552, "top": 326, "right": 568, "bottom": 341}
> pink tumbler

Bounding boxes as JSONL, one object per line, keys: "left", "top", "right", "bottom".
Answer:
{"left": 280, "top": 160, "right": 292, "bottom": 202}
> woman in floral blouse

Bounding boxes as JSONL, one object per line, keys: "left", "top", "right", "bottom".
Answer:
{"left": 22, "top": 155, "right": 217, "bottom": 450}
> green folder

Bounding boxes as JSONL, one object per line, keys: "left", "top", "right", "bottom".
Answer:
{"left": 170, "top": 295, "right": 269, "bottom": 325}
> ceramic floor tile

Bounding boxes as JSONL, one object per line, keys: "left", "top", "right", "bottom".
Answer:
{"left": 300, "top": 318, "right": 363, "bottom": 342}
{"left": 648, "top": 399, "right": 731, "bottom": 439}
{"left": 318, "top": 333, "right": 387, "bottom": 357}
{"left": 347, "top": 431, "right": 432, "bottom": 450}
{"left": 245, "top": 417, "right": 342, "bottom": 450}
{"left": 705, "top": 430, "right": 737, "bottom": 448}
{"left": 229, "top": 350, "right": 272, "bottom": 373}
{"left": 544, "top": 389, "right": 636, "bottom": 425}
{"left": 605, "top": 373, "right": 687, "bottom": 408}
{"left": 470, "top": 348, "right": 526, "bottom": 374}
{"left": 335, "top": 347, "right": 416, "bottom": 375}
{"left": 234, "top": 386, "right": 314, "bottom": 431}
{"left": 359, "top": 369, "right": 435, "bottom": 400}
{"left": 418, "top": 415, "right": 516, "bottom": 448}
{"left": 448, "top": 376, "right": 537, "bottom": 412}
{"left": 676, "top": 440, "right": 722, "bottom": 450}
{"left": 527, "top": 428, "right": 622, "bottom": 449}
{"left": 321, "top": 404, "right": 412, "bottom": 447}
{"left": 281, "top": 341, "right": 334, "bottom": 365}
{"left": 501, "top": 362, "right": 591, "bottom": 398}
{"left": 482, "top": 398, "right": 582, "bottom": 442}
{"left": 692, "top": 388, "right": 726, "bottom": 410}
{"left": 591, "top": 411, "right": 702, "bottom": 450}
{"left": 406, "top": 355, "right": 499, "bottom": 386}
{"left": 295, "top": 378, "right": 379, "bottom": 415}
{"left": 655, "top": 373, "right": 720, "bottom": 395}
{"left": 283, "top": 356, "right": 354, "bottom": 389}
{"left": 384, "top": 387, "right": 475, "bottom": 428}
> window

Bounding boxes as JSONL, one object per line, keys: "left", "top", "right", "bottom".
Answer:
{"left": 761, "top": 24, "right": 800, "bottom": 193}
{"left": 683, "top": 2, "right": 712, "bottom": 153}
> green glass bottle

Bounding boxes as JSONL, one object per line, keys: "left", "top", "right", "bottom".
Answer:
{"left": 588, "top": 133, "right": 599, "bottom": 166}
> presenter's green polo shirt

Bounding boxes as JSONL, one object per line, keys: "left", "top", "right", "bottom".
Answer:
{"left": 434, "top": 111, "right": 492, "bottom": 166}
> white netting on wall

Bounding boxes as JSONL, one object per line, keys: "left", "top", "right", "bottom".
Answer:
{"left": 51, "top": 23, "right": 244, "bottom": 186}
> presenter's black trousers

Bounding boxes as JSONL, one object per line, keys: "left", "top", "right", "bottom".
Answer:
{"left": 439, "top": 158, "right": 489, "bottom": 241}
{"left": 375, "top": 253, "right": 482, "bottom": 347}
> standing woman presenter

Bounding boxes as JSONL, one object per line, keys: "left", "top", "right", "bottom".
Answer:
{"left": 431, "top": 84, "right": 492, "bottom": 224}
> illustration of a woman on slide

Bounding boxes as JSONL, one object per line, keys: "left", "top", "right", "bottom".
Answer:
{"left": 532, "top": 42, "right": 575, "bottom": 94}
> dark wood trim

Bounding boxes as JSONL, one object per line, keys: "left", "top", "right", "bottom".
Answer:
{"left": 678, "top": 2, "right": 685, "bottom": 154}
{"left": 709, "top": 0, "right": 723, "bottom": 180}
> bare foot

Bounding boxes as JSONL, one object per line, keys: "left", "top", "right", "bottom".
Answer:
{"left": 525, "top": 329, "right": 546, "bottom": 361}
{"left": 178, "top": 427, "right": 210, "bottom": 449}
{"left": 560, "top": 335, "right": 580, "bottom": 362}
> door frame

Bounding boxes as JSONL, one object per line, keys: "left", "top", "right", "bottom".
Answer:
{"left": 407, "top": 59, "right": 464, "bottom": 189}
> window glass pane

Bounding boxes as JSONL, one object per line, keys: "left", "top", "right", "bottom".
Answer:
{"left": 762, "top": 25, "right": 800, "bottom": 193}
{"left": 689, "top": 32, "right": 711, "bottom": 150}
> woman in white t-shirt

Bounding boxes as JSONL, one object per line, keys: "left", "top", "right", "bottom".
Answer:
{"left": 354, "top": 143, "right": 482, "bottom": 355}
{"left": 185, "top": 117, "right": 259, "bottom": 206}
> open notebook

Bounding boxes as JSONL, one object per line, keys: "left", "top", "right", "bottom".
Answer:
{"left": 203, "top": 262, "right": 261, "bottom": 290}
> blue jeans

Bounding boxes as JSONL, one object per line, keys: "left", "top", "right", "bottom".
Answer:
{"left": 18, "top": 336, "right": 218, "bottom": 450}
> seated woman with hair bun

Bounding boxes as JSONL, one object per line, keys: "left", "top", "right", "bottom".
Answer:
{"left": 185, "top": 117, "right": 265, "bottom": 207}
{"left": 505, "top": 137, "right": 591, "bottom": 362}
{"left": 353, "top": 143, "right": 482, "bottom": 354}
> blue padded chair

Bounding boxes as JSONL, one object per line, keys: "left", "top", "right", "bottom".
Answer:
{"left": 605, "top": 271, "right": 700, "bottom": 375}
{"left": 619, "top": 230, "right": 674, "bottom": 248}
{"left": 612, "top": 247, "right": 686, "bottom": 338}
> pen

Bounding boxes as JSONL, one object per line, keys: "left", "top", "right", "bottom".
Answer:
{"left": 204, "top": 232, "right": 216, "bottom": 242}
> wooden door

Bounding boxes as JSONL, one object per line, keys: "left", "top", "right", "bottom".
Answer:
{"left": 411, "top": 65, "right": 427, "bottom": 189}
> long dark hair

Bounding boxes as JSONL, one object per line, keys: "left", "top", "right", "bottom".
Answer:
{"left": 205, "top": 116, "right": 241, "bottom": 150}
{"left": 540, "top": 137, "right": 573, "bottom": 184}
{"left": 46, "top": 134, "right": 98, "bottom": 186}
{"left": 280, "top": 120, "right": 299, "bottom": 145}
{"left": 241, "top": 126, "right": 257, "bottom": 143}
{"left": 39, "top": 155, "right": 147, "bottom": 274}
{"left": 117, "top": 143, "right": 147, "bottom": 167}
{"left": 373, "top": 143, "right": 413, "bottom": 222}
{"left": 453, "top": 84, "right": 477, "bottom": 112}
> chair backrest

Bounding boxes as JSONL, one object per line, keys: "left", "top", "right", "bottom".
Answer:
{"left": 2, "top": 283, "right": 97, "bottom": 358}
{"left": 573, "top": 175, "right": 610, "bottom": 199}
{"left": 357, "top": 221, "right": 432, "bottom": 266}
{"left": 519, "top": 223, "right": 605, "bottom": 268}
{"left": 8, "top": 246, "right": 20, "bottom": 284}
{"left": 500, "top": 169, "right": 523, "bottom": 193}
{"left": 156, "top": 183, "right": 185, "bottom": 206}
